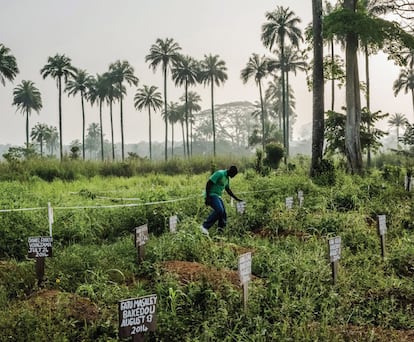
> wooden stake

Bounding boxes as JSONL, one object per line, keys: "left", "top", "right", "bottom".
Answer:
{"left": 380, "top": 234, "right": 386, "bottom": 260}
{"left": 242, "top": 282, "right": 249, "bottom": 312}
{"left": 331, "top": 261, "right": 338, "bottom": 285}
{"left": 35, "top": 257, "right": 45, "bottom": 287}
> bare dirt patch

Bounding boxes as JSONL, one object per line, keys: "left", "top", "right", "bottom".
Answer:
{"left": 160, "top": 260, "right": 242, "bottom": 288}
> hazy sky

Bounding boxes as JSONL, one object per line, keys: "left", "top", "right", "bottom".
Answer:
{"left": 0, "top": 0, "right": 411, "bottom": 147}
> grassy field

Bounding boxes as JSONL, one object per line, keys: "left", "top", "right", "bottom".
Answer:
{"left": 1, "top": 159, "right": 414, "bottom": 341}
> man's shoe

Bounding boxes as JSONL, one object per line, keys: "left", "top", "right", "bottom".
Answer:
{"left": 200, "top": 225, "right": 209, "bottom": 235}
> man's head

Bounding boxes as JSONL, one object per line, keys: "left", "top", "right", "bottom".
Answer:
{"left": 227, "top": 165, "right": 238, "bottom": 178}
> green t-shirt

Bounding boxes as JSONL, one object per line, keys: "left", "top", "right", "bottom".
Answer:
{"left": 208, "top": 169, "right": 229, "bottom": 197}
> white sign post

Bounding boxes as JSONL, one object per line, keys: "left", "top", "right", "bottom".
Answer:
{"left": 328, "top": 236, "right": 341, "bottom": 284}
{"left": 377, "top": 215, "right": 387, "bottom": 259}
{"left": 48, "top": 202, "right": 54, "bottom": 237}
{"left": 169, "top": 215, "right": 178, "bottom": 233}
{"left": 285, "top": 197, "right": 293, "bottom": 210}
{"left": 297, "top": 190, "right": 304, "bottom": 208}
{"left": 134, "top": 224, "right": 149, "bottom": 263}
{"left": 236, "top": 201, "right": 246, "bottom": 214}
{"left": 238, "top": 252, "right": 252, "bottom": 312}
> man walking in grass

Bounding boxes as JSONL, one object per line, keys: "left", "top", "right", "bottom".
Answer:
{"left": 201, "top": 165, "right": 242, "bottom": 235}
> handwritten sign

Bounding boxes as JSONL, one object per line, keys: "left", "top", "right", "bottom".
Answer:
{"left": 238, "top": 252, "right": 252, "bottom": 284}
{"left": 236, "top": 201, "right": 246, "bottom": 214}
{"left": 135, "top": 224, "right": 149, "bottom": 247}
{"left": 377, "top": 215, "right": 387, "bottom": 236}
{"left": 28, "top": 236, "right": 53, "bottom": 258}
{"left": 169, "top": 215, "right": 178, "bottom": 233}
{"left": 118, "top": 294, "right": 157, "bottom": 338}
{"left": 328, "top": 236, "right": 341, "bottom": 262}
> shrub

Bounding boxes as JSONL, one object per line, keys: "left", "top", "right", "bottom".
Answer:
{"left": 264, "top": 143, "right": 284, "bottom": 169}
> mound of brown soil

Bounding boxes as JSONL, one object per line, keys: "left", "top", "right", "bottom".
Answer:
{"left": 27, "top": 289, "right": 100, "bottom": 322}
{"left": 160, "top": 260, "right": 242, "bottom": 288}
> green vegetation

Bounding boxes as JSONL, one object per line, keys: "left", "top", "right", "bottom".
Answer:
{"left": 1, "top": 157, "right": 414, "bottom": 341}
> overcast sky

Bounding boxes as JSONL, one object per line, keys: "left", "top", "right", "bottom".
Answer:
{"left": 0, "top": 0, "right": 411, "bottom": 147}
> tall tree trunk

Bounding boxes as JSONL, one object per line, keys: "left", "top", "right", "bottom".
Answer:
{"left": 310, "top": 0, "right": 325, "bottom": 178}
{"left": 171, "top": 121, "right": 174, "bottom": 157}
{"left": 99, "top": 100, "right": 104, "bottom": 161}
{"left": 365, "top": 44, "right": 372, "bottom": 168}
{"left": 181, "top": 122, "right": 186, "bottom": 157}
{"left": 110, "top": 100, "right": 115, "bottom": 160}
{"left": 331, "top": 39, "right": 335, "bottom": 111}
{"left": 211, "top": 78, "right": 216, "bottom": 157}
{"left": 119, "top": 85, "right": 125, "bottom": 161}
{"left": 26, "top": 108, "right": 29, "bottom": 148}
{"left": 190, "top": 116, "right": 193, "bottom": 156}
{"left": 259, "top": 80, "right": 265, "bottom": 151}
{"left": 344, "top": 0, "right": 363, "bottom": 174}
{"left": 148, "top": 108, "right": 152, "bottom": 160}
{"left": 58, "top": 76, "right": 63, "bottom": 160}
{"left": 285, "top": 70, "right": 290, "bottom": 156}
{"left": 280, "top": 40, "right": 287, "bottom": 164}
{"left": 163, "top": 65, "right": 168, "bottom": 161}
{"left": 185, "top": 82, "right": 190, "bottom": 158}
{"left": 81, "top": 91, "right": 85, "bottom": 160}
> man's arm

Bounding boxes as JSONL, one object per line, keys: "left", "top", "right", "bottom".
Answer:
{"left": 225, "top": 186, "right": 242, "bottom": 202}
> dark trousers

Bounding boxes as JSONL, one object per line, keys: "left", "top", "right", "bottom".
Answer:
{"left": 203, "top": 196, "right": 227, "bottom": 229}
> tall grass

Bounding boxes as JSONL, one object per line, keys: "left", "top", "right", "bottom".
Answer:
{"left": 2, "top": 159, "right": 414, "bottom": 340}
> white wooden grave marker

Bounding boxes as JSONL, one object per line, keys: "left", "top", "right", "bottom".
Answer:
{"left": 169, "top": 215, "right": 178, "bottom": 233}
{"left": 285, "top": 197, "right": 293, "bottom": 210}
{"left": 236, "top": 201, "right": 246, "bottom": 214}
{"left": 377, "top": 215, "right": 387, "bottom": 259}
{"left": 328, "top": 236, "right": 341, "bottom": 284}
{"left": 238, "top": 252, "right": 252, "bottom": 312}
{"left": 135, "top": 224, "right": 148, "bottom": 262}
{"left": 297, "top": 190, "right": 304, "bottom": 207}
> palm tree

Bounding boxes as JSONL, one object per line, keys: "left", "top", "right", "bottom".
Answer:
{"left": 311, "top": 0, "right": 325, "bottom": 177}
{"left": 182, "top": 91, "right": 201, "bottom": 156}
{"left": 388, "top": 112, "right": 408, "bottom": 148}
{"left": 145, "top": 38, "right": 182, "bottom": 161}
{"left": 241, "top": 53, "right": 270, "bottom": 151}
{"left": 109, "top": 60, "right": 139, "bottom": 161}
{"left": 45, "top": 125, "right": 59, "bottom": 157}
{"left": 12, "top": 80, "right": 42, "bottom": 148}
{"left": 134, "top": 85, "right": 163, "bottom": 159}
{"left": 171, "top": 54, "right": 199, "bottom": 157}
{"left": 40, "top": 54, "right": 76, "bottom": 160}
{"left": 322, "top": 0, "right": 343, "bottom": 112}
{"left": 359, "top": 0, "right": 392, "bottom": 168}
{"left": 265, "top": 77, "right": 295, "bottom": 132}
{"left": 281, "top": 46, "right": 307, "bottom": 153}
{"left": 105, "top": 72, "right": 124, "bottom": 161}
{"left": 31, "top": 123, "right": 49, "bottom": 157}
{"left": 262, "top": 6, "right": 302, "bottom": 158}
{"left": 66, "top": 69, "right": 94, "bottom": 160}
{"left": 88, "top": 74, "right": 109, "bottom": 161}
{"left": 0, "top": 43, "right": 19, "bottom": 86}
{"left": 198, "top": 54, "right": 228, "bottom": 157}
{"left": 85, "top": 122, "right": 101, "bottom": 159}
{"left": 393, "top": 68, "right": 414, "bottom": 119}
{"left": 163, "top": 101, "right": 180, "bottom": 157}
